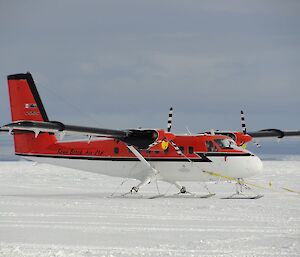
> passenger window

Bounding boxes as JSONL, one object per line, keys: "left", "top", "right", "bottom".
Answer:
{"left": 206, "top": 141, "right": 218, "bottom": 152}
{"left": 179, "top": 146, "right": 184, "bottom": 154}
{"left": 188, "top": 146, "right": 194, "bottom": 154}
{"left": 114, "top": 147, "right": 119, "bottom": 154}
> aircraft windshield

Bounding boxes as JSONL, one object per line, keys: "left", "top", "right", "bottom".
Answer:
{"left": 214, "top": 138, "right": 236, "bottom": 149}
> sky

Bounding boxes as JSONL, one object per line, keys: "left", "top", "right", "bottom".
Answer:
{"left": 0, "top": 0, "right": 300, "bottom": 157}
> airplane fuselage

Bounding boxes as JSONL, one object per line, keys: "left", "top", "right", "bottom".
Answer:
{"left": 16, "top": 133, "right": 263, "bottom": 183}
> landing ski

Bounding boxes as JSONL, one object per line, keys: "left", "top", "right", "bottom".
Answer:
{"left": 149, "top": 193, "right": 216, "bottom": 199}
{"left": 221, "top": 194, "right": 263, "bottom": 199}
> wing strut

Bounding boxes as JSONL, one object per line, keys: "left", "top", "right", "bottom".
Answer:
{"left": 126, "top": 145, "right": 159, "bottom": 193}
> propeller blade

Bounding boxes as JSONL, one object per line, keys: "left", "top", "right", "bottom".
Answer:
{"left": 240, "top": 110, "right": 261, "bottom": 148}
{"left": 167, "top": 107, "right": 173, "bottom": 132}
{"left": 240, "top": 110, "right": 247, "bottom": 134}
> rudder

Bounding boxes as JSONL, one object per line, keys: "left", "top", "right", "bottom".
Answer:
{"left": 7, "top": 72, "right": 56, "bottom": 155}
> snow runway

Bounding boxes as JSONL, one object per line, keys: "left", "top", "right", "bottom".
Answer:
{"left": 0, "top": 160, "right": 299, "bottom": 256}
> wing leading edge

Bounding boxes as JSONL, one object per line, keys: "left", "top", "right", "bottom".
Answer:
{"left": 248, "top": 129, "right": 300, "bottom": 139}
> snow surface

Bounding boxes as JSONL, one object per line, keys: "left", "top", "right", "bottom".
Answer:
{"left": 0, "top": 160, "right": 299, "bottom": 257}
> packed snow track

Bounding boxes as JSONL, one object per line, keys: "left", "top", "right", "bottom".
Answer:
{"left": 0, "top": 160, "right": 299, "bottom": 257}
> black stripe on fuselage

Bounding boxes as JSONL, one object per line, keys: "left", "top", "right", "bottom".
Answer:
{"left": 16, "top": 153, "right": 210, "bottom": 162}
{"left": 196, "top": 152, "right": 254, "bottom": 157}
{"left": 16, "top": 152, "right": 253, "bottom": 162}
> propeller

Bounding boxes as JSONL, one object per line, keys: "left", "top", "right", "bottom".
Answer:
{"left": 143, "top": 107, "right": 174, "bottom": 152}
{"left": 167, "top": 107, "right": 173, "bottom": 132}
{"left": 164, "top": 107, "right": 186, "bottom": 156}
{"left": 240, "top": 110, "right": 247, "bottom": 134}
{"left": 240, "top": 110, "right": 261, "bottom": 148}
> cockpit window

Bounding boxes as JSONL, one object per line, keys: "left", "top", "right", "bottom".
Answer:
{"left": 214, "top": 138, "right": 236, "bottom": 149}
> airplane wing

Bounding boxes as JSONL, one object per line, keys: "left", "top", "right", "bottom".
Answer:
{"left": 248, "top": 129, "right": 300, "bottom": 139}
{"left": 1, "top": 120, "right": 160, "bottom": 149}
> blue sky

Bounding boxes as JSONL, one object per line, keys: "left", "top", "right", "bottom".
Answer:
{"left": 0, "top": 0, "right": 300, "bottom": 157}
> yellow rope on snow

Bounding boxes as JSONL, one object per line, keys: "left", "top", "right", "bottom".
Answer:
{"left": 281, "top": 187, "right": 300, "bottom": 194}
{"left": 202, "top": 170, "right": 300, "bottom": 195}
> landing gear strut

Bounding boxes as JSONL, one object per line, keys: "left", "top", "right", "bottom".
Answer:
{"left": 173, "top": 182, "right": 190, "bottom": 195}
{"left": 222, "top": 178, "right": 263, "bottom": 199}
{"left": 130, "top": 186, "right": 139, "bottom": 193}
{"left": 180, "top": 186, "right": 187, "bottom": 194}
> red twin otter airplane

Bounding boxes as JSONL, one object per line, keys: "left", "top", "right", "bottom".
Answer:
{"left": 1, "top": 73, "right": 300, "bottom": 199}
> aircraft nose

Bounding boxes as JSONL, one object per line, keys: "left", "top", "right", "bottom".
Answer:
{"left": 221, "top": 153, "right": 263, "bottom": 179}
{"left": 249, "top": 155, "right": 263, "bottom": 175}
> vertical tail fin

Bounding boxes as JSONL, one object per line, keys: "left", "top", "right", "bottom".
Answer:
{"left": 7, "top": 73, "right": 56, "bottom": 154}
{"left": 8, "top": 73, "right": 49, "bottom": 122}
